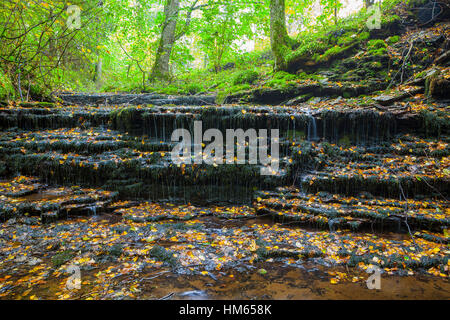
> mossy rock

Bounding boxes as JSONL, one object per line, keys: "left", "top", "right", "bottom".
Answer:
{"left": 149, "top": 245, "right": 177, "bottom": 267}
{"left": 51, "top": 250, "right": 75, "bottom": 267}
{"left": 426, "top": 74, "right": 449, "bottom": 99}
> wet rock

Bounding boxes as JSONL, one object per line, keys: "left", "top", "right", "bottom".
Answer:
{"left": 57, "top": 92, "right": 217, "bottom": 106}
{"left": 426, "top": 73, "right": 450, "bottom": 98}
{"left": 373, "top": 88, "right": 423, "bottom": 106}
{"left": 285, "top": 94, "right": 311, "bottom": 106}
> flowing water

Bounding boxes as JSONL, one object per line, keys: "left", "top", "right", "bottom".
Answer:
{"left": 0, "top": 100, "right": 448, "bottom": 300}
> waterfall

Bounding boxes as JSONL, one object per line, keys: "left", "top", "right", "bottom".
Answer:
{"left": 307, "top": 112, "right": 318, "bottom": 142}
{"left": 88, "top": 206, "right": 97, "bottom": 216}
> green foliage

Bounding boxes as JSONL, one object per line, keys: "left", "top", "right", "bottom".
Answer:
{"left": 186, "top": 83, "right": 204, "bottom": 95}
{"left": 0, "top": 71, "right": 14, "bottom": 100}
{"left": 0, "top": 0, "right": 407, "bottom": 97}
{"left": 233, "top": 69, "right": 260, "bottom": 85}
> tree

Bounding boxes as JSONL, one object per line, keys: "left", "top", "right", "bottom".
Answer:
{"left": 197, "top": 0, "right": 265, "bottom": 73}
{"left": 0, "top": 0, "right": 103, "bottom": 99}
{"left": 150, "top": 0, "right": 180, "bottom": 80}
{"left": 150, "top": 0, "right": 206, "bottom": 81}
{"left": 270, "top": 0, "right": 291, "bottom": 71}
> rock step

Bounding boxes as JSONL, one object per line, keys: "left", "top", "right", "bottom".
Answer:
{"left": 0, "top": 127, "right": 297, "bottom": 158}
{"left": 1, "top": 104, "right": 447, "bottom": 143}
{"left": 254, "top": 189, "right": 449, "bottom": 233}
{"left": 2, "top": 149, "right": 288, "bottom": 202}
{"left": 114, "top": 202, "right": 256, "bottom": 223}
{"left": 0, "top": 177, "right": 117, "bottom": 221}
{"left": 56, "top": 92, "right": 217, "bottom": 106}
{"left": 292, "top": 137, "right": 449, "bottom": 198}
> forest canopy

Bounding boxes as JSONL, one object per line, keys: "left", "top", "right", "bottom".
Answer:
{"left": 0, "top": 0, "right": 438, "bottom": 99}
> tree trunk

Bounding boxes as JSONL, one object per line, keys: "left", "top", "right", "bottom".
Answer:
{"left": 270, "top": 0, "right": 289, "bottom": 71}
{"left": 93, "top": 57, "right": 102, "bottom": 84}
{"left": 150, "top": 0, "right": 180, "bottom": 80}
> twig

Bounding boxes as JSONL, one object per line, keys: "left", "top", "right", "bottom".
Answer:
{"left": 141, "top": 270, "right": 170, "bottom": 281}
{"left": 397, "top": 179, "right": 420, "bottom": 249}
{"left": 159, "top": 292, "right": 174, "bottom": 300}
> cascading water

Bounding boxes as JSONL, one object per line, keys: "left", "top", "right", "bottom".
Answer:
{"left": 306, "top": 111, "right": 318, "bottom": 142}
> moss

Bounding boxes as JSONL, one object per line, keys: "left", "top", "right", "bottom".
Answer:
{"left": 108, "top": 244, "right": 123, "bottom": 257}
{"left": 286, "top": 40, "right": 329, "bottom": 63}
{"left": 233, "top": 70, "right": 259, "bottom": 85}
{"left": 216, "top": 83, "right": 251, "bottom": 104}
{"left": 273, "top": 71, "right": 297, "bottom": 81}
{"left": 369, "top": 61, "right": 383, "bottom": 69}
{"left": 186, "top": 83, "right": 204, "bottom": 95}
{"left": 337, "top": 32, "right": 358, "bottom": 46}
{"left": 316, "top": 44, "right": 354, "bottom": 63}
{"left": 27, "top": 83, "right": 53, "bottom": 101}
{"left": 367, "top": 40, "right": 388, "bottom": 56}
{"left": 343, "top": 91, "right": 352, "bottom": 99}
{"left": 51, "top": 250, "right": 75, "bottom": 267}
{"left": 338, "top": 135, "right": 351, "bottom": 147}
{"left": 357, "top": 32, "right": 370, "bottom": 41}
{"left": 215, "top": 90, "right": 228, "bottom": 104}
{"left": 149, "top": 245, "right": 177, "bottom": 267}
{"left": 387, "top": 35, "right": 400, "bottom": 44}
{"left": 337, "top": 31, "right": 369, "bottom": 46}
{"left": 368, "top": 39, "right": 387, "bottom": 50}
{"left": 266, "top": 78, "right": 297, "bottom": 90}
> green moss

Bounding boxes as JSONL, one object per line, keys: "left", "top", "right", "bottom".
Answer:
{"left": 316, "top": 44, "right": 354, "bottom": 63}
{"left": 216, "top": 83, "right": 251, "bottom": 104}
{"left": 337, "top": 32, "right": 359, "bottom": 46}
{"left": 51, "top": 250, "right": 75, "bottom": 267}
{"left": 387, "top": 35, "right": 400, "bottom": 45}
{"left": 368, "top": 39, "right": 387, "bottom": 50}
{"left": 233, "top": 70, "right": 259, "bottom": 85}
{"left": 149, "top": 245, "right": 177, "bottom": 267}
{"left": 338, "top": 135, "right": 351, "bottom": 147}
{"left": 286, "top": 40, "right": 329, "bottom": 62}
{"left": 273, "top": 71, "right": 297, "bottom": 81}
{"left": 368, "top": 39, "right": 388, "bottom": 56}
{"left": 266, "top": 78, "right": 298, "bottom": 90}
{"left": 357, "top": 32, "right": 370, "bottom": 41}
{"left": 370, "top": 61, "right": 383, "bottom": 69}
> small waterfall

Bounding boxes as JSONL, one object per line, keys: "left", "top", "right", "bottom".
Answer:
{"left": 88, "top": 205, "right": 97, "bottom": 216}
{"left": 307, "top": 112, "right": 318, "bottom": 142}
